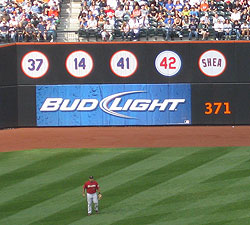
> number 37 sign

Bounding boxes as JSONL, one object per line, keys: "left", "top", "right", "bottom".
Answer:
{"left": 21, "top": 51, "right": 49, "bottom": 78}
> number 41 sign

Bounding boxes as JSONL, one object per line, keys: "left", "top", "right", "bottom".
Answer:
{"left": 155, "top": 51, "right": 181, "bottom": 77}
{"left": 110, "top": 50, "right": 138, "bottom": 77}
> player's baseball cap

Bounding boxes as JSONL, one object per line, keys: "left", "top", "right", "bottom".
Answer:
{"left": 89, "top": 176, "right": 94, "bottom": 179}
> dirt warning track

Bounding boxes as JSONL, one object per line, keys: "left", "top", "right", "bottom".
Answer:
{"left": 0, "top": 126, "right": 249, "bottom": 152}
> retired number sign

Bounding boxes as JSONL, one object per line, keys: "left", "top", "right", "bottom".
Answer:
{"left": 21, "top": 51, "right": 49, "bottom": 78}
{"left": 155, "top": 51, "right": 182, "bottom": 77}
{"left": 110, "top": 50, "right": 138, "bottom": 77}
{"left": 65, "top": 50, "right": 94, "bottom": 78}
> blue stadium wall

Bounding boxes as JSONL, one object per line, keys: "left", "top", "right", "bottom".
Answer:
{"left": 0, "top": 42, "right": 250, "bottom": 128}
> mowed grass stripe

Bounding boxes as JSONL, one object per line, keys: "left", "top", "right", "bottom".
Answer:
{"left": 183, "top": 184, "right": 250, "bottom": 224}
{"left": 29, "top": 147, "right": 200, "bottom": 225}
{"left": 105, "top": 147, "right": 250, "bottom": 225}
{"left": 0, "top": 149, "right": 65, "bottom": 177}
{"left": 226, "top": 216, "right": 250, "bottom": 225}
{"left": 131, "top": 147, "right": 250, "bottom": 225}
{"left": 142, "top": 189, "right": 250, "bottom": 225}
{"left": 129, "top": 181, "right": 250, "bottom": 224}
{"left": 2, "top": 147, "right": 250, "bottom": 225}
{"left": 187, "top": 209, "right": 250, "bottom": 225}
{"left": 10, "top": 148, "right": 163, "bottom": 225}
{"left": 0, "top": 148, "right": 157, "bottom": 224}
{"left": 0, "top": 148, "right": 129, "bottom": 221}
{"left": 0, "top": 148, "right": 95, "bottom": 190}
{"left": 72, "top": 147, "right": 233, "bottom": 225}
{"left": 0, "top": 148, "right": 122, "bottom": 206}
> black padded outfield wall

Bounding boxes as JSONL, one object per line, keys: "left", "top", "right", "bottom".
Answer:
{"left": 191, "top": 84, "right": 250, "bottom": 125}
{"left": 0, "top": 42, "right": 250, "bottom": 128}
{"left": 17, "top": 42, "right": 238, "bottom": 84}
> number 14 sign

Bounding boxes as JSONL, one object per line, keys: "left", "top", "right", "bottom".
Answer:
{"left": 155, "top": 51, "right": 181, "bottom": 77}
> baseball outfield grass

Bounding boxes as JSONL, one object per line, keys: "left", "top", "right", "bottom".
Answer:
{"left": 0, "top": 147, "right": 250, "bottom": 225}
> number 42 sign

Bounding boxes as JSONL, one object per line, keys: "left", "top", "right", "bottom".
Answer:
{"left": 155, "top": 51, "right": 181, "bottom": 77}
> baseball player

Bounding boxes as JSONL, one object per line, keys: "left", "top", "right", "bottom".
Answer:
{"left": 82, "top": 176, "right": 102, "bottom": 216}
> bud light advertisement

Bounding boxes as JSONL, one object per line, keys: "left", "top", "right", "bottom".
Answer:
{"left": 36, "top": 84, "right": 191, "bottom": 126}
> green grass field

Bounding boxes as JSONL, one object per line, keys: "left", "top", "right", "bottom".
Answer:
{"left": 1, "top": 147, "right": 250, "bottom": 225}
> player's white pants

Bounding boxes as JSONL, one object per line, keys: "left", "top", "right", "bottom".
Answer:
{"left": 87, "top": 193, "right": 98, "bottom": 214}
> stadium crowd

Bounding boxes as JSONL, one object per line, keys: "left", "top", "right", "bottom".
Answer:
{"left": 78, "top": 0, "right": 250, "bottom": 41}
{"left": 0, "top": 0, "right": 60, "bottom": 42}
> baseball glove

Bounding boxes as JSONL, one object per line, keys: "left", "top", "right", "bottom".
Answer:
{"left": 98, "top": 193, "right": 102, "bottom": 200}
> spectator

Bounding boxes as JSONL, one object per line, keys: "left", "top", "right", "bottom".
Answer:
{"left": 157, "top": 12, "right": 165, "bottom": 27}
{"left": 213, "top": 13, "right": 225, "bottom": 24}
{"left": 174, "top": 14, "right": 183, "bottom": 39}
{"left": 209, "top": 0, "right": 217, "bottom": 11}
{"left": 8, "top": 24, "right": 17, "bottom": 42}
{"left": 115, "top": 6, "right": 124, "bottom": 20}
{"left": 223, "top": 18, "right": 232, "bottom": 40}
{"left": 123, "top": 5, "right": 131, "bottom": 20}
{"left": 37, "top": 20, "right": 47, "bottom": 41}
{"left": 24, "top": 21, "right": 35, "bottom": 41}
{"left": 148, "top": 4, "right": 157, "bottom": 19}
{"left": 240, "top": 8, "right": 248, "bottom": 22}
{"left": 189, "top": 7, "right": 199, "bottom": 18}
{"left": 200, "top": 0, "right": 209, "bottom": 12}
{"left": 16, "top": 22, "right": 25, "bottom": 42}
{"left": 198, "top": 19, "right": 209, "bottom": 40}
{"left": 101, "top": 19, "right": 114, "bottom": 41}
{"left": 132, "top": 5, "right": 141, "bottom": 18}
{"left": 46, "top": 20, "right": 56, "bottom": 42}
{"left": 164, "top": 18, "right": 175, "bottom": 40}
{"left": 164, "top": 14, "right": 174, "bottom": 25}
{"left": 182, "top": 15, "right": 190, "bottom": 29}
{"left": 30, "top": 1, "right": 42, "bottom": 16}
{"left": 232, "top": 20, "right": 241, "bottom": 40}
{"left": 174, "top": 0, "right": 183, "bottom": 12}
{"left": 128, "top": 16, "right": 140, "bottom": 41}
{"left": 165, "top": 0, "right": 175, "bottom": 14}
{"left": 9, "top": 16, "right": 18, "bottom": 27}
{"left": 105, "top": 5, "right": 115, "bottom": 19}
{"left": 241, "top": 20, "right": 249, "bottom": 39}
{"left": 224, "top": 0, "right": 233, "bottom": 12}
{"left": 182, "top": 6, "right": 190, "bottom": 17}
{"left": 97, "top": 14, "right": 105, "bottom": 27}
{"left": 200, "top": 13, "right": 210, "bottom": 24}
{"left": 158, "top": 5, "right": 166, "bottom": 16}
{"left": 75, "top": 0, "right": 250, "bottom": 42}
{"left": 86, "top": 15, "right": 97, "bottom": 30}
{"left": 0, "top": 21, "right": 8, "bottom": 41}
{"left": 121, "top": 21, "right": 130, "bottom": 40}
{"left": 231, "top": 8, "right": 241, "bottom": 22}
{"left": 214, "top": 19, "right": 224, "bottom": 40}
{"left": 188, "top": 20, "right": 198, "bottom": 40}
{"left": 233, "top": 0, "right": 242, "bottom": 11}
{"left": 140, "top": 4, "right": 148, "bottom": 17}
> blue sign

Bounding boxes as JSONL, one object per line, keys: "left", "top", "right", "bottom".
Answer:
{"left": 36, "top": 84, "right": 191, "bottom": 126}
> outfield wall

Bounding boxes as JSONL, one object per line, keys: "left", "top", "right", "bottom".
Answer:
{"left": 1, "top": 42, "right": 250, "bottom": 128}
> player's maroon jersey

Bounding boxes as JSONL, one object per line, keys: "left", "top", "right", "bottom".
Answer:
{"left": 83, "top": 181, "right": 99, "bottom": 194}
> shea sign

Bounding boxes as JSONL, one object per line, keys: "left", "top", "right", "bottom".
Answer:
{"left": 36, "top": 84, "right": 191, "bottom": 126}
{"left": 198, "top": 50, "right": 227, "bottom": 77}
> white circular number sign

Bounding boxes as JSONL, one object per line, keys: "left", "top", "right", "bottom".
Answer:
{"left": 198, "top": 50, "right": 227, "bottom": 77}
{"left": 21, "top": 51, "right": 49, "bottom": 78}
{"left": 65, "top": 50, "right": 94, "bottom": 78}
{"left": 155, "top": 51, "right": 181, "bottom": 77}
{"left": 110, "top": 50, "right": 138, "bottom": 77}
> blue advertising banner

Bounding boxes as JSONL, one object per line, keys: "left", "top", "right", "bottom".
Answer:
{"left": 36, "top": 84, "right": 191, "bottom": 126}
